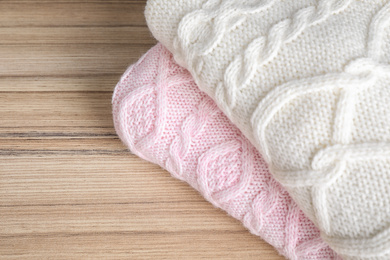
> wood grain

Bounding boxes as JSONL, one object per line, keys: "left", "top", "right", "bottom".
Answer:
{"left": 0, "top": 1, "right": 284, "bottom": 259}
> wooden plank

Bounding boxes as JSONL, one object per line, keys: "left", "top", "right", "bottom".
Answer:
{"left": 1, "top": 198, "right": 248, "bottom": 234}
{"left": 0, "top": 139, "right": 123, "bottom": 155}
{"left": 0, "top": 92, "right": 113, "bottom": 127}
{"left": 0, "top": 126, "right": 118, "bottom": 139}
{"left": 0, "top": 76, "right": 121, "bottom": 92}
{"left": 0, "top": 156, "right": 169, "bottom": 206}
{"left": 0, "top": 155, "right": 283, "bottom": 259}
{"left": 0, "top": 233, "right": 282, "bottom": 260}
{"left": 0, "top": 44, "right": 155, "bottom": 77}
{"left": 0, "top": 1, "right": 148, "bottom": 27}
{"left": 0, "top": 27, "right": 154, "bottom": 45}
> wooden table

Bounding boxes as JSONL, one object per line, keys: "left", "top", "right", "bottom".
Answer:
{"left": 0, "top": 1, "right": 284, "bottom": 259}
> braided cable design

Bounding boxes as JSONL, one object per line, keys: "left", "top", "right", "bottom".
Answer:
{"left": 114, "top": 43, "right": 339, "bottom": 259}
{"left": 116, "top": 46, "right": 194, "bottom": 163}
{"left": 166, "top": 97, "right": 220, "bottom": 180}
{"left": 174, "top": 0, "right": 275, "bottom": 75}
{"left": 223, "top": 0, "right": 351, "bottom": 109}
{"left": 196, "top": 137, "right": 332, "bottom": 259}
{"left": 196, "top": 138, "right": 253, "bottom": 204}
{"left": 250, "top": 2, "right": 390, "bottom": 256}
{"left": 174, "top": 0, "right": 352, "bottom": 110}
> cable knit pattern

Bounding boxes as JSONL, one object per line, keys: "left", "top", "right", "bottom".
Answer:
{"left": 112, "top": 44, "right": 340, "bottom": 259}
{"left": 145, "top": 0, "right": 390, "bottom": 259}
{"left": 176, "top": 0, "right": 352, "bottom": 109}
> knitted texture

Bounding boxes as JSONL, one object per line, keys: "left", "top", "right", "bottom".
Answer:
{"left": 112, "top": 44, "right": 340, "bottom": 259}
{"left": 145, "top": 1, "right": 390, "bottom": 259}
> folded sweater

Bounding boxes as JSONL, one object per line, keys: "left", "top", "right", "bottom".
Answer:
{"left": 145, "top": 1, "right": 390, "bottom": 258}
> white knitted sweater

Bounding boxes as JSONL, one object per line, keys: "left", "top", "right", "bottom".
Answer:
{"left": 145, "top": 0, "right": 390, "bottom": 259}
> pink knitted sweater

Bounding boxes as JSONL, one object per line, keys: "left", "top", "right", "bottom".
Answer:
{"left": 112, "top": 43, "right": 339, "bottom": 259}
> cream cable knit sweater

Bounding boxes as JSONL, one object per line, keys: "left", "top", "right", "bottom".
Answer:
{"left": 145, "top": 0, "right": 390, "bottom": 259}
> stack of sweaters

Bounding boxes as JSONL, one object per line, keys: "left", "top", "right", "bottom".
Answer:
{"left": 112, "top": 1, "right": 390, "bottom": 259}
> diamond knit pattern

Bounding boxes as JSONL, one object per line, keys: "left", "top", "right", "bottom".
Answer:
{"left": 112, "top": 44, "right": 340, "bottom": 259}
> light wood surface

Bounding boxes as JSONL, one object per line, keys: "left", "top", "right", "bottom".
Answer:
{"left": 0, "top": 1, "right": 284, "bottom": 259}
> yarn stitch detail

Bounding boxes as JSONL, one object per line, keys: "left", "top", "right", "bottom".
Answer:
{"left": 174, "top": 0, "right": 276, "bottom": 75}
{"left": 250, "top": 2, "right": 390, "bottom": 256}
{"left": 166, "top": 97, "right": 221, "bottom": 180}
{"left": 113, "top": 44, "right": 339, "bottom": 259}
{"left": 175, "top": 0, "right": 352, "bottom": 110}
